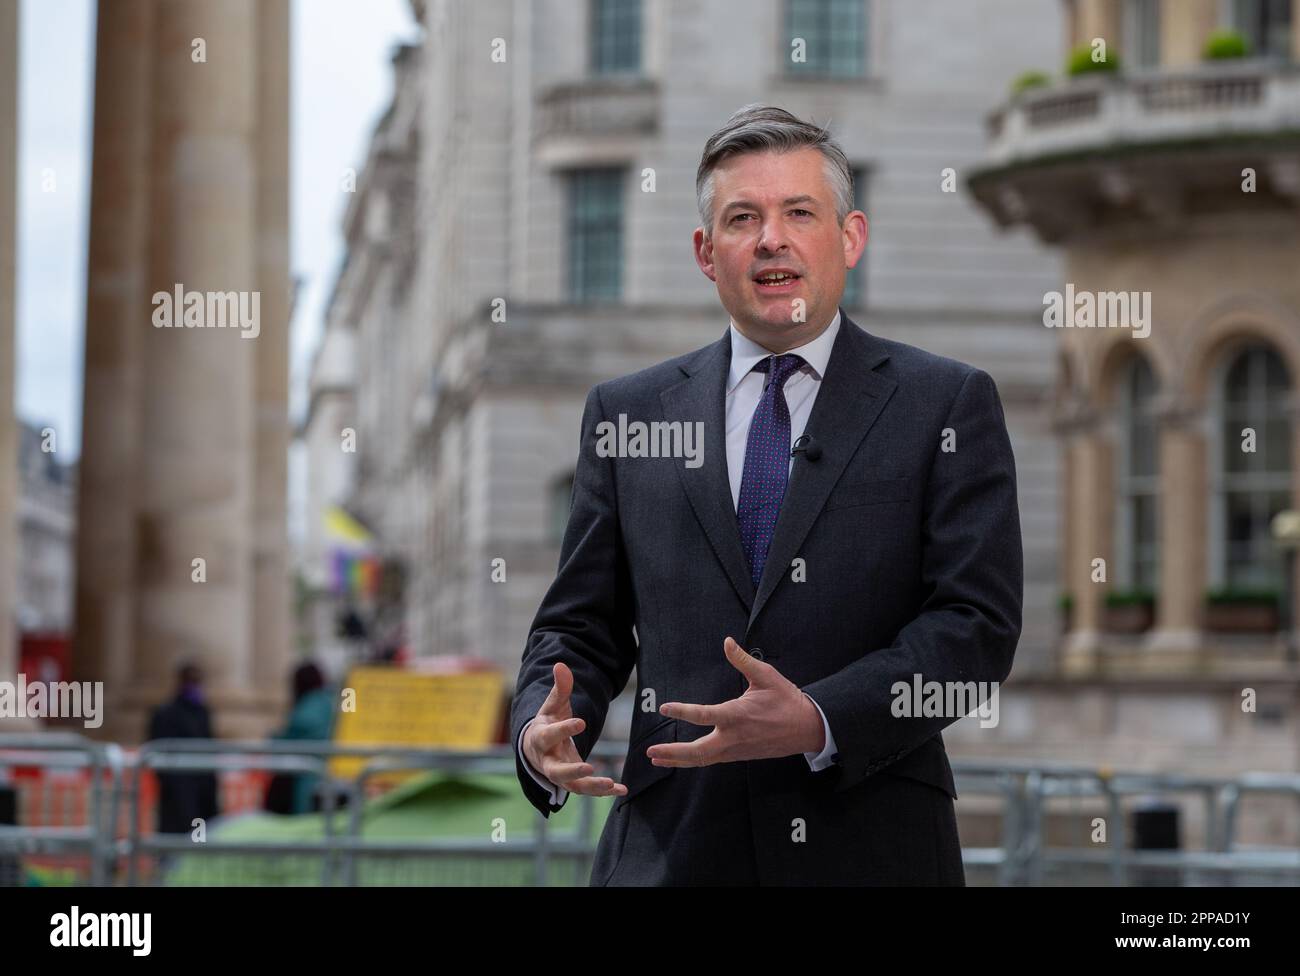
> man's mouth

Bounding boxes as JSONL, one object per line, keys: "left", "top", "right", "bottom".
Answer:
{"left": 753, "top": 271, "right": 801, "bottom": 290}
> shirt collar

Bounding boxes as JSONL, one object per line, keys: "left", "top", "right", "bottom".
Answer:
{"left": 726, "top": 307, "right": 841, "bottom": 395}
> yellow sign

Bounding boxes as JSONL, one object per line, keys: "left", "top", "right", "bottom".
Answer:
{"left": 328, "top": 667, "right": 503, "bottom": 781}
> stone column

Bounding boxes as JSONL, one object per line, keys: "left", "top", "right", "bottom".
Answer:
{"left": 0, "top": 0, "right": 18, "bottom": 706}
{"left": 248, "top": 0, "right": 292, "bottom": 732}
{"left": 73, "top": 0, "right": 154, "bottom": 729}
{"left": 1076, "top": 0, "right": 1121, "bottom": 51}
{"left": 1160, "top": 0, "right": 1218, "bottom": 67}
{"left": 1144, "top": 395, "right": 1206, "bottom": 667}
{"left": 1060, "top": 408, "right": 1107, "bottom": 675}
{"left": 77, "top": 0, "right": 290, "bottom": 741}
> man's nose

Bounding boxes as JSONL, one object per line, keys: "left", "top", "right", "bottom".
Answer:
{"left": 757, "top": 220, "right": 788, "bottom": 253}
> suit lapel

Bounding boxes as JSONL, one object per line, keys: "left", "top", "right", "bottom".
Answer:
{"left": 660, "top": 331, "right": 756, "bottom": 611}
{"left": 746, "top": 311, "right": 897, "bottom": 632}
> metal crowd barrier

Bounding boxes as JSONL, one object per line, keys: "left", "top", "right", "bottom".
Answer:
{"left": 2, "top": 733, "right": 1299, "bottom": 886}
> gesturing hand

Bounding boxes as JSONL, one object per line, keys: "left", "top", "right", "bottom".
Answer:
{"left": 522, "top": 662, "right": 628, "bottom": 798}
{"left": 647, "top": 637, "right": 825, "bottom": 767}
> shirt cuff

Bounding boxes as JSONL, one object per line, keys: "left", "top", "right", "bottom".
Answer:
{"left": 801, "top": 692, "right": 839, "bottom": 771}
{"left": 517, "top": 716, "right": 569, "bottom": 807}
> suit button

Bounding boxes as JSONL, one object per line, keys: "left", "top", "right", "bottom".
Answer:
{"left": 750, "top": 647, "right": 764, "bottom": 661}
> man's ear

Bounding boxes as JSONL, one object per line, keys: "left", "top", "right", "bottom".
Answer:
{"left": 693, "top": 226, "right": 717, "bottom": 282}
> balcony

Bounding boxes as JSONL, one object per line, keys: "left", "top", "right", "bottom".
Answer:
{"left": 534, "top": 76, "right": 659, "bottom": 156}
{"left": 970, "top": 63, "right": 1300, "bottom": 242}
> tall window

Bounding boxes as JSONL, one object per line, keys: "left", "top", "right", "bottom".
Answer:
{"left": 1232, "top": 0, "right": 1294, "bottom": 60}
{"left": 1116, "top": 356, "right": 1160, "bottom": 590}
{"left": 784, "top": 0, "right": 868, "bottom": 78}
{"left": 1123, "top": 0, "right": 1161, "bottom": 68}
{"left": 1215, "top": 344, "right": 1292, "bottom": 589}
{"left": 567, "top": 168, "right": 624, "bottom": 303}
{"left": 591, "top": 0, "right": 642, "bottom": 75}
{"left": 841, "top": 165, "right": 869, "bottom": 308}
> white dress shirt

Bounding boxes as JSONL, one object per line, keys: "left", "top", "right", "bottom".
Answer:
{"left": 519, "top": 310, "right": 844, "bottom": 807}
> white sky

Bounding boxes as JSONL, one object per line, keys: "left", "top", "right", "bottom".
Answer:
{"left": 15, "top": 0, "right": 419, "bottom": 461}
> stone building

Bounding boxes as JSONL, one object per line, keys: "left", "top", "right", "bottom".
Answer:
{"left": 966, "top": 0, "right": 1300, "bottom": 792}
{"left": 391, "top": 0, "right": 1064, "bottom": 724}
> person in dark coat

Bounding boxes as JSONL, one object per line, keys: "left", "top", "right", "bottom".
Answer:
{"left": 146, "top": 662, "right": 220, "bottom": 835}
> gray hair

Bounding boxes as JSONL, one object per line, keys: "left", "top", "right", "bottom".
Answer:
{"left": 696, "top": 103, "right": 854, "bottom": 236}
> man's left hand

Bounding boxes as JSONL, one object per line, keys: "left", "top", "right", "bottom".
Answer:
{"left": 648, "top": 637, "right": 826, "bottom": 766}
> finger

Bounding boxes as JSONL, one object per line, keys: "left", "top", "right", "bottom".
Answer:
{"left": 658, "top": 701, "right": 719, "bottom": 727}
{"left": 540, "top": 661, "right": 573, "bottom": 713}
{"left": 723, "top": 636, "right": 771, "bottom": 684}
{"left": 564, "top": 776, "right": 628, "bottom": 798}
{"left": 534, "top": 716, "right": 585, "bottom": 751}
{"left": 544, "top": 758, "right": 597, "bottom": 782}
{"left": 645, "top": 734, "right": 719, "bottom": 768}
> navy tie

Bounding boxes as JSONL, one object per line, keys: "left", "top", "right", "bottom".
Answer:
{"left": 737, "top": 353, "right": 806, "bottom": 587}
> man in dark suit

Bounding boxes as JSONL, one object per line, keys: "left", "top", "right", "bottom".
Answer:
{"left": 511, "top": 104, "right": 1022, "bottom": 885}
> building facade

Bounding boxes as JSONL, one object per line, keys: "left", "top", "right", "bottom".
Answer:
{"left": 967, "top": 0, "right": 1300, "bottom": 813}
{"left": 372, "top": 0, "right": 1066, "bottom": 740}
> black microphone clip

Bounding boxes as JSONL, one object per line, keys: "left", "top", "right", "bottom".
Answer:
{"left": 791, "top": 434, "right": 822, "bottom": 462}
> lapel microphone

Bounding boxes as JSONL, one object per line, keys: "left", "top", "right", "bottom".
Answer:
{"left": 791, "top": 433, "right": 822, "bottom": 462}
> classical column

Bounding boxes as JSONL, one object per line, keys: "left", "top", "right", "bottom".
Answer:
{"left": 73, "top": 0, "right": 154, "bottom": 727}
{"left": 249, "top": 0, "right": 292, "bottom": 729}
{"left": 1143, "top": 395, "right": 1206, "bottom": 667}
{"left": 77, "top": 0, "right": 290, "bottom": 741}
{"left": 1058, "top": 406, "right": 1107, "bottom": 675}
{"left": 1159, "top": 0, "right": 1218, "bottom": 67}
{"left": 0, "top": 0, "right": 18, "bottom": 707}
{"left": 1075, "top": 0, "right": 1121, "bottom": 51}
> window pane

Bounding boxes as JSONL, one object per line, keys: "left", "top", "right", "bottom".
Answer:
{"left": 568, "top": 168, "right": 624, "bottom": 302}
{"left": 592, "top": 0, "right": 642, "bottom": 74}
{"left": 785, "top": 0, "right": 867, "bottom": 77}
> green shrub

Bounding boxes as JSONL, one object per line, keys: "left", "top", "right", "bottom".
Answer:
{"left": 1104, "top": 589, "right": 1155, "bottom": 608}
{"left": 1206, "top": 587, "right": 1278, "bottom": 606}
{"left": 1011, "top": 70, "right": 1051, "bottom": 95}
{"left": 1203, "top": 29, "right": 1250, "bottom": 60}
{"left": 1067, "top": 42, "right": 1121, "bottom": 76}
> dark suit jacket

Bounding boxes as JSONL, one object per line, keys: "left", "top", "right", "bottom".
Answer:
{"left": 511, "top": 308, "right": 1022, "bottom": 885}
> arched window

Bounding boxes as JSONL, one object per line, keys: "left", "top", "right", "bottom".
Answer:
{"left": 1115, "top": 355, "right": 1160, "bottom": 590}
{"left": 1213, "top": 344, "right": 1292, "bottom": 590}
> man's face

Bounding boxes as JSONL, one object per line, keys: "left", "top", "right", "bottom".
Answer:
{"left": 693, "top": 147, "right": 867, "bottom": 353}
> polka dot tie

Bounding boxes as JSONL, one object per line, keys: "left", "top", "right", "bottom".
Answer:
{"left": 737, "top": 353, "right": 806, "bottom": 588}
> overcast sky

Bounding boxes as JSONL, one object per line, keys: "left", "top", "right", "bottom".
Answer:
{"left": 15, "top": 0, "right": 419, "bottom": 461}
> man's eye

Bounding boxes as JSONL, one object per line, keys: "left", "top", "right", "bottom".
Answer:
{"left": 731, "top": 214, "right": 753, "bottom": 223}
{"left": 791, "top": 209, "right": 812, "bottom": 217}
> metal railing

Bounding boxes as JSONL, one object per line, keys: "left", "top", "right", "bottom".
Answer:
{"left": 3, "top": 734, "right": 1299, "bottom": 885}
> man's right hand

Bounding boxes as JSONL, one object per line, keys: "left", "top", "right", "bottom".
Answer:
{"left": 522, "top": 662, "right": 628, "bottom": 799}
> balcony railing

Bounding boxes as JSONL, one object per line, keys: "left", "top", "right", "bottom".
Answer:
{"left": 985, "top": 62, "right": 1300, "bottom": 167}
{"left": 535, "top": 76, "right": 659, "bottom": 143}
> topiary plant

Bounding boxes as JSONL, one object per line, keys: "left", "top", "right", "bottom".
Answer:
{"left": 1203, "top": 29, "right": 1250, "bottom": 60}
{"left": 1067, "top": 42, "right": 1121, "bottom": 76}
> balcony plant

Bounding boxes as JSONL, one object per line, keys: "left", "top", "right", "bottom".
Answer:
{"left": 1059, "top": 591, "right": 1073, "bottom": 632}
{"left": 1067, "top": 43, "right": 1121, "bottom": 77}
{"left": 1011, "top": 70, "right": 1051, "bottom": 95}
{"left": 1205, "top": 587, "right": 1279, "bottom": 633}
{"left": 1103, "top": 588, "right": 1155, "bottom": 633}
{"left": 1203, "top": 30, "right": 1250, "bottom": 61}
